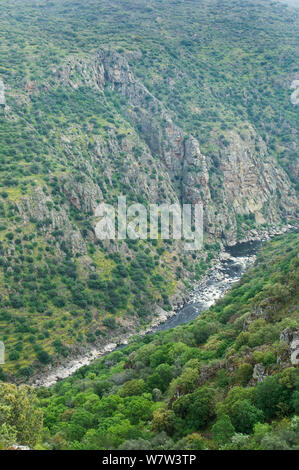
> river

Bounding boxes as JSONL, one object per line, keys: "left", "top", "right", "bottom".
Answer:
{"left": 31, "top": 238, "right": 264, "bottom": 387}
{"left": 151, "top": 239, "right": 261, "bottom": 332}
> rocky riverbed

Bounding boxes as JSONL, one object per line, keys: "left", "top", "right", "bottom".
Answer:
{"left": 152, "top": 242, "right": 260, "bottom": 332}
{"left": 30, "top": 224, "right": 296, "bottom": 388}
{"left": 30, "top": 238, "right": 265, "bottom": 388}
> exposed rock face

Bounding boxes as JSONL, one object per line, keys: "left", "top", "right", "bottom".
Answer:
{"left": 0, "top": 79, "right": 5, "bottom": 107}
{"left": 53, "top": 49, "right": 297, "bottom": 245}
{"left": 62, "top": 174, "right": 103, "bottom": 213}
{"left": 253, "top": 363, "right": 267, "bottom": 383}
{"left": 17, "top": 187, "right": 87, "bottom": 256}
{"left": 218, "top": 129, "right": 295, "bottom": 220}
{"left": 290, "top": 80, "right": 299, "bottom": 106}
{"left": 279, "top": 328, "right": 299, "bottom": 365}
{"left": 280, "top": 328, "right": 294, "bottom": 344}
{"left": 290, "top": 335, "right": 299, "bottom": 365}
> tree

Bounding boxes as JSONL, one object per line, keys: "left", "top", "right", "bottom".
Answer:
{"left": 252, "top": 422, "right": 271, "bottom": 449}
{"left": 123, "top": 396, "right": 153, "bottom": 425}
{"left": 71, "top": 408, "right": 94, "bottom": 429}
{"left": 212, "top": 414, "right": 235, "bottom": 446}
{"left": 105, "top": 419, "right": 140, "bottom": 448}
{"left": 291, "top": 387, "right": 299, "bottom": 414}
{"left": 151, "top": 408, "right": 176, "bottom": 435}
{"left": 146, "top": 364, "right": 173, "bottom": 392}
{"left": 96, "top": 395, "right": 123, "bottom": 418}
{"left": 254, "top": 377, "right": 287, "bottom": 420}
{"left": 216, "top": 386, "right": 254, "bottom": 417}
{"left": 230, "top": 399, "right": 264, "bottom": 434}
{"left": 0, "top": 424, "right": 17, "bottom": 450}
{"left": 119, "top": 379, "right": 145, "bottom": 398}
{"left": 260, "top": 434, "right": 290, "bottom": 451}
{"left": 0, "top": 384, "right": 43, "bottom": 448}
{"left": 227, "top": 433, "right": 250, "bottom": 450}
{"left": 234, "top": 363, "right": 253, "bottom": 385}
{"left": 173, "top": 387, "right": 215, "bottom": 430}
{"left": 173, "top": 433, "right": 207, "bottom": 450}
{"left": 176, "top": 367, "right": 199, "bottom": 394}
{"left": 37, "top": 349, "right": 52, "bottom": 364}
{"left": 119, "top": 438, "right": 151, "bottom": 450}
{"left": 193, "top": 321, "right": 219, "bottom": 345}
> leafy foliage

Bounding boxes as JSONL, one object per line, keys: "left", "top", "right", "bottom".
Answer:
{"left": 33, "top": 231, "right": 299, "bottom": 450}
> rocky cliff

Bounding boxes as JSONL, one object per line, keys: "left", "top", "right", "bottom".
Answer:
{"left": 53, "top": 49, "right": 298, "bottom": 245}
{"left": 0, "top": 80, "right": 5, "bottom": 107}
{"left": 0, "top": 0, "right": 298, "bottom": 377}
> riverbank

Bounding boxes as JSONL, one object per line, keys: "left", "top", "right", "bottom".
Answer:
{"left": 28, "top": 224, "right": 296, "bottom": 388}
{"left": 28, "top": 240, "right": 260, "bottom": 387}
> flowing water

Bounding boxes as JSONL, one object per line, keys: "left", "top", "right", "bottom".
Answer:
{"left": 152, "top": 240, "right": 261, "bottom": 332}
{"left": 31, "top": 239, "right": 263, "bottom": 387}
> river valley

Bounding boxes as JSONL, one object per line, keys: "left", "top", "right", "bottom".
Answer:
{"left": 151, "top": 240, "right": 262, "bottom": 332}
{"left": 31, "top": 237, "right": 267, "bottom": 388}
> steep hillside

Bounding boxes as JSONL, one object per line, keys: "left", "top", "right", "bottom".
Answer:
{"left": 0, "top": 0, "right": 298, "bottom": 377}
{"left": 36, "top": 230, "right": 299, "bottom": 450}
{"left": 1, "top": 230, "right": 297, "bottom": 450}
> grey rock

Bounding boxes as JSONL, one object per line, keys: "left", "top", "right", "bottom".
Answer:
{"left": 0, "top": 79, "right": 5, "bottom": 107}
{"left": 280, "top": 328, "right": 294, "bottom": 344}
{"left": 279, "top": 328, "right": 299, "bottom": 365}
{"left": 290, "top": 80, "right": 299, "bottom": 105}
{"left": 253, "top": 363, "right": 267, "bottom": 382}
{"left": 56, "top": 49, "right": 298, "bottom": 246}
{"left": 18, "top": 187, "right": 87, "bottom": 256}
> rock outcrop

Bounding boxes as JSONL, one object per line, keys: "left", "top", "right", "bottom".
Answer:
{"left": 53, "top": 49, "right": 298, "bottom": 245}
{"left": 0, "top": 79, "right": 5, "bottom": 107}
{"left": 252, "top": 363, "right": 267, "bottom": 383}
{"left": 290, "top": 80, "right": 299, "bottom": 106}
{"left": 279, "top": 328, "right": 299, "bottom": 366}
{"left": 17, "top": 187, "right": 87, "bottom": 256}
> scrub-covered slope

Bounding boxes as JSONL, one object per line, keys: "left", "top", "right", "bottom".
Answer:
{"left": 0, "top": 0, "right": 298, "bottom": 377}
{"left": 21, "top": 230, "right": 299, "bottom": 450}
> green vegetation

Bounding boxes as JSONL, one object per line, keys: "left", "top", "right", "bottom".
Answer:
{"left": 0, "top": 0, "right": 298, "bottom": 415}
{"left": 0, "top": 231, "right": 179, "bottom": 376}
{"left": 11, "top": 230, "right": 295, "bottom": 450}
{"left": 0, "top": 383, "right": 43, "bottom": 449}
